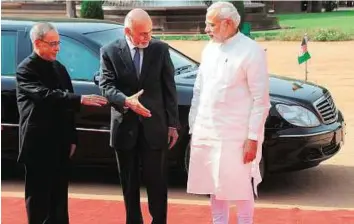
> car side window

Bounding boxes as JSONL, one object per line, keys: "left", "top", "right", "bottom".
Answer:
{"left": 56, "top": 35, "right": 99, "bottom": 81}
{"left": 1, "top": 31, "right": 17, "bottom": 76}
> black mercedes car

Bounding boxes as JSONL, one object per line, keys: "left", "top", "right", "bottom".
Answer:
{"left": 1, "top": 17, "right": 346, "bottom": 178}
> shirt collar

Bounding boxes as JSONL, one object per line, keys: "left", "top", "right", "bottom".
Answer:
{"left": 125, "top": 35, "right": 136, "bottom": 51}
{"left": 223, "top": 31, "right": 242, "bottom": 46}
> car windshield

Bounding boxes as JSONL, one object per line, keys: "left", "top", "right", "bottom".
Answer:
{"left": 84, "top": 28, "right": 198, "bottom": 75}
{"left": 84, "top": 28, "right": 124, "bottom": 46}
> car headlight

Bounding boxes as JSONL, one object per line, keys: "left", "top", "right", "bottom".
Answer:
{"left": 275, "top": 104, "right": 321, "bottom": 127}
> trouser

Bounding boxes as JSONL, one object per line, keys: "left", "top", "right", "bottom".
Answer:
{"left": 210, "top": 194, "right": 255, "bottom": 224}
{"left": 24, "top": 159, "right": 70, "bottom": 224}
{"left": 115, "top": 125, "right": 168, "bottom": 224}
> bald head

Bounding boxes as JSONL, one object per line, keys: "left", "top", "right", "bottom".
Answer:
{"left": 124, "top": 8, "right": 152, "bottom": 29}
{"left": 124, "top": 8, "right": 153, "bottom": 49}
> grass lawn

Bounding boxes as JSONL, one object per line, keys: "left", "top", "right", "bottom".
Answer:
{"left": 276, "top": 10, "right": 354, "bottom": 31}
{"left": 252, "top": 10, "right": 354, "bottom": 40}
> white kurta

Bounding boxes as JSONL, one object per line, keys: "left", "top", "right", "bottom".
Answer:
{"left": 187, "top": 32, "right": 271, "bottom": 201}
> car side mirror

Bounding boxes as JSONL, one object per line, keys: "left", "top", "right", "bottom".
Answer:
{"left": 93, "top": 71, "right": 100, "bottom": 86}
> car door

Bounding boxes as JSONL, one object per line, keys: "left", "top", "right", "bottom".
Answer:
{"left": 56, "top": 35, "right": 114, "bottom": 166}
{"left": 1, "top": 28, "right": 31, "bottom": 162}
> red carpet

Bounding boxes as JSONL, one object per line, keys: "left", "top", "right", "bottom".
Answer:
{"left": 2, "top": 197, "right": 354, "bottom": 224}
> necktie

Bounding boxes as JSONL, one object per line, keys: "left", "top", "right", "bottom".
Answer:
{"left": 133, "top": 47, "right": 140, "bottom": 78}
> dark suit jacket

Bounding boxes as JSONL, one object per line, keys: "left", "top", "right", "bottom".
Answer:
{"left": 16, "top": 53, "right": 81, "bottom": 163}
{"left": 99, "top": 38, "right": 179, "bottom": 150}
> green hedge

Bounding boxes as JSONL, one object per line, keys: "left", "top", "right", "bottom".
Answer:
{"left": 157, "top": 28, "right": 354, "bottom": 42}
{"left": 80, "top": 0, "right": 104, "bottom": 20}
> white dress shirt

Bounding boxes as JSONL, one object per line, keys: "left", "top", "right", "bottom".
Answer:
{"left": 125, "top": 36, "right": 143, "bottom": 74}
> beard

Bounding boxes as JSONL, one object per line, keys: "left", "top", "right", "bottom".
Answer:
{"left": 127, "top": 35, "right": 150, "bottom": 48}
{"left": 210, "top": 35, "right": 223, "bottom": 43}
{"left": 136, "top": 42, "right": 149, "bottom": 49}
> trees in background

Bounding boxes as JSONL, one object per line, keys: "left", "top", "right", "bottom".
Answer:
{"left": 322, "top": 1, "right": 338, "bottom": 12}
{"left": 80, "top": 0, "right": 104, "bottom": 19}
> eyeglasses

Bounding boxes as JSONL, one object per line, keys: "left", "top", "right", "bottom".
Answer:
{"left": 40, "top": 40, "right": 61, "bottom": 47}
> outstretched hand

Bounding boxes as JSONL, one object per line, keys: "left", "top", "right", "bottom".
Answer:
{"left": 125, "top": 90, "right": 151, "bottom": 117}
{"left": 81, "top": 95, "right": 107, "bottom": 107}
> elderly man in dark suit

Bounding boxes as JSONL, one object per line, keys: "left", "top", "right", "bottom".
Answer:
{"left": 16, "top": 22, "right": 107, "bottom": 224}
{"left": 99, "top": 8, "right": 179, "bottom": 224}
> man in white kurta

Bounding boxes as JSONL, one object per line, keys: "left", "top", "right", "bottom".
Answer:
{"left": 187, "top": 2, "right": 271, "bottom": 224}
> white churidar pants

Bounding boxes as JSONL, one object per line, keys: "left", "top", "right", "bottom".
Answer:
{"left": 210, "top": 194, "right": 254, "bottom": 224}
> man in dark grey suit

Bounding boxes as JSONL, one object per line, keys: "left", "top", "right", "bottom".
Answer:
{"left": 99, "top": 8, "right": 179, "bottom": 224}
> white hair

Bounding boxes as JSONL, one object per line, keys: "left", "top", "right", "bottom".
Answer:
{"left": 207, "top": 1, "right": 241, "bottom": 28}
{"left": 29, "top": 22, "right": 57, "bottom": 43}
{"left": 124, "top": 15, "right": 133, "bottom": 29}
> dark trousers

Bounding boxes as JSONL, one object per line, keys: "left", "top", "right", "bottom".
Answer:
{"left": 115, "top": 127, "right": 168, "bottom": 224}
{"left": 24, "top": 154, "right": 70, "bottom": 224}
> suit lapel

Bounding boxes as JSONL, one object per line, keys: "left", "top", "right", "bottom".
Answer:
{"left": 139, "top": 43, "right": 153, "bottom": 87}
{"left": 117, "top": 40, "right": 138, "bottom": 83}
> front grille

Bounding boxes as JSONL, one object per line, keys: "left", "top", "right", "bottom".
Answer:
{"left": 313, "top": 92, "right": 338, "bottom": 124}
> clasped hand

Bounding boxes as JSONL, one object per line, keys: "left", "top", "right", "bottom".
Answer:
{"left": 243, "top": 139, "right": 258, "bottom": 164}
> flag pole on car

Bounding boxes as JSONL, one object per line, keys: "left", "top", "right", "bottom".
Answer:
{"left": 292, "top": 33, "right": 311, "bottom": 91}
{"left": 298, "top": 33, "right": 311, "bottom": 81}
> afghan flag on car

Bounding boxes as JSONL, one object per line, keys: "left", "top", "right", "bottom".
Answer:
{"left": 297, "top": 35, "right": 311, "bottom": 64}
